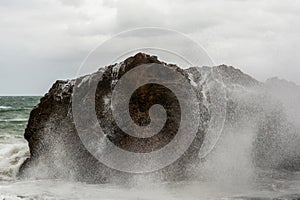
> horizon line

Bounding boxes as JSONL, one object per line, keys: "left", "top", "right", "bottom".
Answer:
{"left": 0, "top": 94, "right": 42, "bottom": 96}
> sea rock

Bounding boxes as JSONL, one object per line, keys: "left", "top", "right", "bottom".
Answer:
{"left": 19, "top": 53, "right": 300, "bottom": 183}
{"left": 18, "top": 53, "right": 209, "bottom": 183}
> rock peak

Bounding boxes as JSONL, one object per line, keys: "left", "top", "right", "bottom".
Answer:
{"left": 214, "top": 64, "right": 261, "bottom": 87}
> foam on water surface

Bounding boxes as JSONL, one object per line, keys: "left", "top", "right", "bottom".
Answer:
{"left": 1, "top": 178, "right": 300, "bottom": 200}
{"left": 0, "top": 143, "right": 29, "bottom": 181}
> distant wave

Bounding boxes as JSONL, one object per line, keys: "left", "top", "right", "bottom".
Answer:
{"left": 0, "top": 106, "right": 13, "bottom": 110}
{"left": 0, "top": 119, "right": 28, "bottom": 123}
{"left": 0, "top": 107, "right": 32, "bottom": 113}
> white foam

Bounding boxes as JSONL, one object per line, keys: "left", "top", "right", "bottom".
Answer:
{"left": 77, "top": 75, "right": 90, "bottom": 88}
{"left": 0, "top": 118, "right": 28, "bottom": 122}
{"left": 0, "top": 143, "right": 29, "bottom": 181}
{"left": 0, "top": 106, "right": 13, "bottom": 110}
{"left": 187, "top": 72, "right": 198, "bottom": 87}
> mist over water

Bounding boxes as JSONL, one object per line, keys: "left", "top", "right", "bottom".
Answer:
{"left": 1, "top": 79, "right": 300, "bottom": 200}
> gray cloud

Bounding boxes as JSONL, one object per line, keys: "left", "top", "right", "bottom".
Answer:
{"left": 0, "top": 0, "right": 299, "bottom": 95}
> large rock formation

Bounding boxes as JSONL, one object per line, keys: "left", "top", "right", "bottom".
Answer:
{"left": 19, "top": 53, "right": 300, "bottom": 183}
{"left": 18, "top": 53, "right": 209, "bottom": 183}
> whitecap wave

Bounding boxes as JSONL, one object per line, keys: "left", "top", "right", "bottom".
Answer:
{"left": 0, "top": 119, "right": 28, "bottom": 123}
{"left": 0, "top": 106, "right": 13, "bottom": 110}
{"left": 0, "top": 143, "right": 29, "bottom": 181}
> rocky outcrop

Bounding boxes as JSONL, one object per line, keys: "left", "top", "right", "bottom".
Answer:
{"left": 19, "top": 53, "right": 300, "bottom": 183}
{"left": 18, "top": 53, "right": 209, "bottom": 183}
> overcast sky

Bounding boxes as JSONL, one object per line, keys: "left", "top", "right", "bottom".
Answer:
{"left": 0, "top": 0, "right": 299, "bottom": 95}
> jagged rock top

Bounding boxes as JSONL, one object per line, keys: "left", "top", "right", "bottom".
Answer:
{"left": 266, "top": 77, "right": 300, "bottom": 90}
{"left": 42, "top": 53, "right": 262, "bottom": 104}
{"left": 197, "top": 65, "right": 261, "bottom": 88}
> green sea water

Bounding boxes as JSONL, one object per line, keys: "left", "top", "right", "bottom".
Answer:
{"left": 0, "top": 96, "right": 40, "bottom": 142}
{"left": 0, "top": 96, "right": 40, "bottom": 182}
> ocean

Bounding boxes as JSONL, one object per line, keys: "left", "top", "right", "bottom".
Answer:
{"left": 0, "top": 96, "right": 39, "bottom": 181}
{"left": 1, "top": 96, "right": 300, "bottom": 200}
